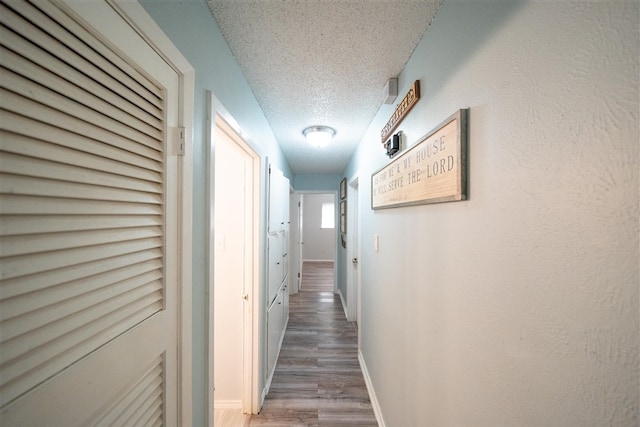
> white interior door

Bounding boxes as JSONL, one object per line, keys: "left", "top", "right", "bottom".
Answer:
{"left": 213, "top": 122, "right": 246, "bottom": 406}
{"left": 0, "top": 0, "right": 183, "bottom": 425}
{"left": 288, "top": 192, "right": 299, "bottom": 294}
{"left": 347, "top": 177, "right": 360, "bottom": 325}
{"left": 297, "top": 194, "right": 304, "bottom": 291}
{"left": 212, "top": 115, "right": 257, "bottom": 414}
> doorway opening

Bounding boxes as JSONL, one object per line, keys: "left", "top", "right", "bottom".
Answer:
{"left": 293, "top": 192, "right": 339, "bottom": 294}
{"left": 207, "top": 92, "right": 261, "bottom": 423}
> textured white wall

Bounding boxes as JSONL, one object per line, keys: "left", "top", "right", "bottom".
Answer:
{"left": 344, "top": 1, "right": 639, "bottom": 425}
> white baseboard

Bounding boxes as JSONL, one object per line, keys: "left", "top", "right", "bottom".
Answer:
{"left": 213, "top": 400, "right": 242, "bottom": 409}
{"left": 358, "top": 350, "right": 385, "bottom": 427}
{"left": 338, "top": 289, "right": 348, "bottom": 318}
{"left": 261, "top": 383, "right": 268, "bottom": 408}
{"left": 302, "top": 259, "right": 334, "bottom": 263}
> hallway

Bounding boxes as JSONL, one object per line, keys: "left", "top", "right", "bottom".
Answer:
{"left": 249, "top": 261, "right": 377, "bottom": 426}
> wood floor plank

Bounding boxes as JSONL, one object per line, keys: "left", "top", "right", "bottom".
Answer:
{"left": 249, "top": 261, "right": 377, "bottom": 426}
{"left": 214, "top": 408, "right": 250, "bottom": 426}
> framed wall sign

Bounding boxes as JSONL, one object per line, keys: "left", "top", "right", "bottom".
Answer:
{"left": 340, "top": 200, "right": 347, "bottom": 233}
{"left": 340, "top": 177, "right": 346, "bottom": 199}
{"left": 371, "top": 109, "right": 468, "bottom": 209}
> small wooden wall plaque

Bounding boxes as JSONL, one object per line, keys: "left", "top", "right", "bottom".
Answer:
{"left": 372, "top": 109, "right": 468, "bottom": 209}
{"left": 380, "top": 80, "right": 420, "bottom": 144}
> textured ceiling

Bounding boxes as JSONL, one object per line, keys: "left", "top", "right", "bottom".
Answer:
{"left": 208, "top": 0, "right": 443, "bottom": 174}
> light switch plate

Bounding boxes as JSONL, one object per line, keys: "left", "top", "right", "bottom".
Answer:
{"left": 215, "top": 235, "right": 225, "bottom": 251}
{"left": 374, "top": 234, "right": 379, "bottom": 252}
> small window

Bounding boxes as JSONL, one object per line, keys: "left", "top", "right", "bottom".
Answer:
{"left": 321, "top": 202, "right": 335, "bottom": 229}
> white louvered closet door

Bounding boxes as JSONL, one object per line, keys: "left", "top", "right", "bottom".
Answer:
{"left": 0, "top": 0, "right": 180, "bottom": 425}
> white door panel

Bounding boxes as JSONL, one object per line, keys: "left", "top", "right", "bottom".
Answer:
{"left": 267, "top": 233, "right": 284, "bottom": 304}
{"left": 0, "top": 0, "right": 180, "bottom": 424}
{"left": 213, "top": 119, "right": 249, "bottom": 403}
{"left": 266, "top": 292, "right": 284, "bottom": 376}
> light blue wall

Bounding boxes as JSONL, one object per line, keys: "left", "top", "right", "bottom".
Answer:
{"left": 139, "top": 1, "right": 291, "bottom": 424}
{"left": 341, "top": 1, "right": 638, "bottom": 425}
{"left": 293, "top": 173, "right": 341, "bottom": 191}
{"left": 141, "top": 0, "right": 638, "bottom": 424}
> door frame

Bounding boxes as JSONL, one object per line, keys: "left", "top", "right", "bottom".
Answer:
{"left": 346, "top": 173, "right": 360, "bottom": 327}
{"left": 96, "top": 2, "right": 195, "bottom": 424}
{"left": 206, "top": 91, "right": 262, "bottom": 422}
{"left": 288, "top": 188, "right": 299, "bottom": 294}
{"left": 293, "top": 190, "right": 339, "bottom": 292}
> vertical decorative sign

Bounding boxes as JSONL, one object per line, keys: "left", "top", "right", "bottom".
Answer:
{"left": 380, "top": 80, "right": 420, "bottom": 144}
{"left": 371, "top": 109, "right": 468, "bottom": 209}
{"left": 340, "top": 200, "right": 347, "bottom": 234}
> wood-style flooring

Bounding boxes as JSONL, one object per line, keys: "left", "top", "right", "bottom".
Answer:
{"left": 247, "top": 261, "right": 377, "bottom": 426}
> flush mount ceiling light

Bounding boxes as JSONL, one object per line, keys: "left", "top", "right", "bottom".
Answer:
{"left": 303, "top": 126, "right": 336, "bottom": 148}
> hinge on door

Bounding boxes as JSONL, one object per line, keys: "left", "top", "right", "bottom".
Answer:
{"left": 298, "top": 272, "right": 300, "bottom": 278}
{"left": 177, "top": 127, "right": 186, "bottom": 156}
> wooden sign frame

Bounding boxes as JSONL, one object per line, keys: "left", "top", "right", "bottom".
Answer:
{"left": 380, "top": 80, "right": 420, "bottom": 144}
{"left": 371, "top": 109, "right": 468, "bottom": 209}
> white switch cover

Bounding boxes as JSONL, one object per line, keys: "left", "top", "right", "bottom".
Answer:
{"left": 215, "top": 235, "right": 225, "bottom": 251}
{"left": 374, "top": 234, "right": 379, "bottom": 252}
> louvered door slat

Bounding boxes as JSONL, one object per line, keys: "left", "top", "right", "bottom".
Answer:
{"left": 130, "top": 390, "right": 163, "bottom": 427}
{"left": 1, "top": 291, "right": 163, "bottom": 406}
{"left": 0, "top": 1, "right": 163, "bottom": 113}
{"left": 0, "top": 195, "right": 163, "bottom": 216}
{"left": 0, "top": 131, "right": 162, "bottom": 183}
{"left": 0, "top": 174, "right": 163, "bottom": 203}
{"left": 0, "top": 153, "right": 163, "bottom": 194}
{"left": 0, "top": 96, "right": 162, "bottom": 165}
{"left": 0, "top": 227, "right": 162, "bottom": 258}
{"left": 1, "top": 253, "right": 163, "bottom": 301}
{"left": 0, "top": 26, "right": 163, "bottom": 131}
{"left": 0, "top": 215, "right": 162, "bottom": 236}
{"left": 1, "top": 280, "right": 162, "bottom": 362}
{"left": 24, "top": 0, "right": 164, "bottom": 109}
{"left": 1, "top": 259, "right": 162, "bottom": 320}
{"left": 148, "top": 409, "right": 163, "bottom": 427}
{"left": 1, "top": 285, "right": 163, "bottom": 375}
{"left": 1, "top": 70, "right": 163, "bottom": 143}
{"left": 2, "top": 272, "right": 163, "bottom": 340}
{"left": 116, "top": 374, "right": 163, "bottom": 427}
{"left": 0, "top": 45, "right": 162, "bottom": 136}
{"left": 92, "top": 358, "right": 164, "bottom": 427}
{"left": 1, "top": 236, "right": 161, "bottom": 284}
{"left": 0, "top": 215, "right": 161, "bottom": 236}
{"left": 26, "top": 0, "right": 162, "bottom": 100}
{"left": 124, "top": 378, "right": 163, "bottom": 427}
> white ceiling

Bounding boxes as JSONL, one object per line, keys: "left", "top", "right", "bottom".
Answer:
{"left": 207, "top": 0, "right": 443, "bottom": 174}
